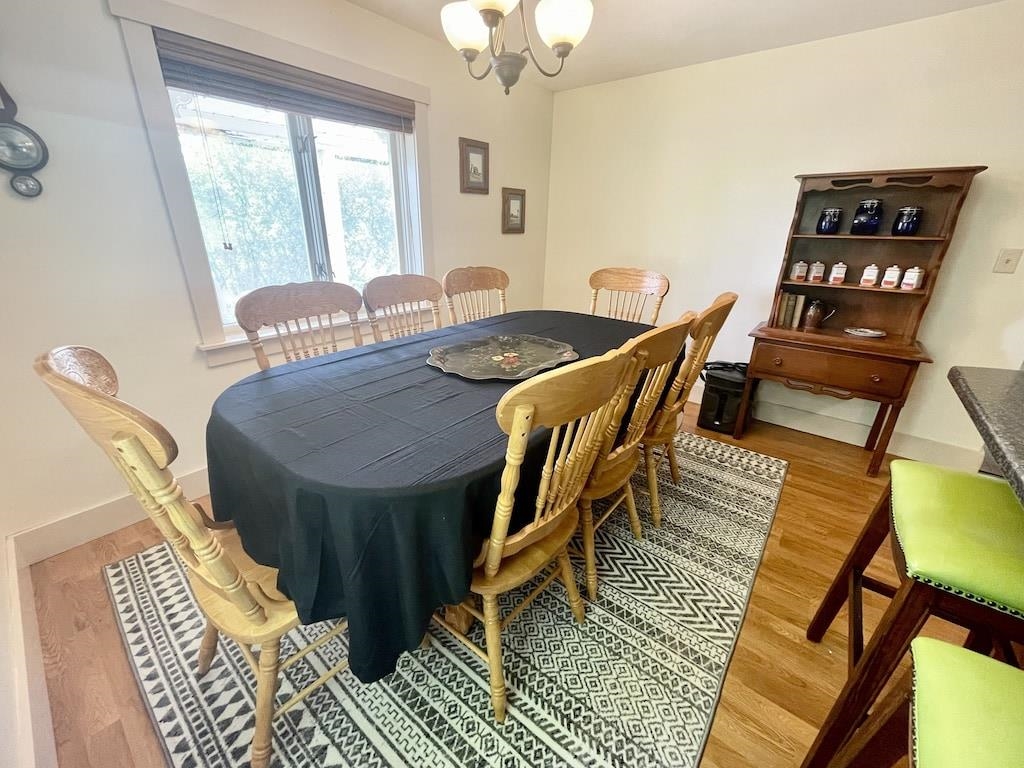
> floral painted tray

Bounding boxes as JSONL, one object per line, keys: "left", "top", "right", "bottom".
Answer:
{"left": 426, "top": 334, "right": 579, "bottom": 381}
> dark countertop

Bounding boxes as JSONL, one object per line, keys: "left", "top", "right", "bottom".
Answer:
{"left": 948, "top": 366, "right": 1024, "bottom": 504}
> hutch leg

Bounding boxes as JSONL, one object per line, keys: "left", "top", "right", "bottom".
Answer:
{"left": 733, "top": 375, "right": 756, "bottom": 438}
{"left": 867, "top": 404, "right": 904, "bottom": 476}
{"left": 865, "top": 403, "right": 889, "bottom": 451}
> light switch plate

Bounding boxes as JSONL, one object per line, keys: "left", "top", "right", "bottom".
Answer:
{"left": 994, "top": 248, "right": 1022, "bottom": 274}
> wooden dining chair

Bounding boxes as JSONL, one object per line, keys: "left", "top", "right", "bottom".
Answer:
{"left": 641, "top": 292, "right": 737, "bottom": 524}
{"left": 442, "top": 265, "right": 510, "bottom": 324}
{"left": 432, "top": 346, "right": 633, "bottom": 722}
{"left": 579, "top": 313, "right": 695, "bottom": 600}
{"left": 234, "top": 280, "right": 364, "bottom": 370}
{"left": 588, "top": 267, "right": 671, "bottom": 325}
{"left": 35, "top": 346, "right": 351, "bottom": 768}
{"left": 362, "top": 273, "right": 443, "bottom": 342}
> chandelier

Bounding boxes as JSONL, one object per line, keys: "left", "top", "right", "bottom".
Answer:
{"left": 441, "top": 0, "right": 594, "bottom": 94}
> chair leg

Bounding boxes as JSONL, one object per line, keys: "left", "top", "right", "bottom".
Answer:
{"left": 807, "top": 485, "right": 892, "bottom": 642}
{"left": 196, "top": 620, "right": 219, "bottom": 676}
{"left": 829, "top": 668, "right": 911, "bottom": 768}
{"left": 666, "top": 445, "right": 681, "bottom": 485}
{"left": 558, "top": 549, "right": 586, "bottom": 623}
{"left": 250, "top": 637, "right": 281, "bottom": 768}
{"left": 643, "top": 444, "right": 663, "bottom": 527}
{"left": 482, "top": 595, "right": 507, "bottom": 723}
{"left": 580, "top": 498, "right": 599, "bottom": 601}
{"left": 623, "top": 482, "right": 643, "bottom": 540}
{"left": 801, "top": 580, "right": 934, "bottom": 768}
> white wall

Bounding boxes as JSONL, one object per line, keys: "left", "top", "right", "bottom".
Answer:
{"left": 544, "top": 0, "right": 1024, "bottom": 460}
{"left": 0, "top": 0, "right": 553, "bottom": 755}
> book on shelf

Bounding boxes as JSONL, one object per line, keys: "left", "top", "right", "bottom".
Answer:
{"left": 778, "top": 293, "right": 794, "bottom": 328}
{"left": 790, "top": 294, "right": 806, "bottom": 330}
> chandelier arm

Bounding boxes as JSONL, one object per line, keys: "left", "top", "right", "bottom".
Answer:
{"left": 517, "top": 3, "right": 566, "bottom": 78}
{"left": 466, "top": 58, "right": 494, "bottom": 81}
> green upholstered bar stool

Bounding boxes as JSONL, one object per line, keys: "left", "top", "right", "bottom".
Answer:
{"left": 802, "top": 459, "right": 1024, "bottom": 768}
{"left": 828, "top": 637, "right": 1024, "bottom": 768}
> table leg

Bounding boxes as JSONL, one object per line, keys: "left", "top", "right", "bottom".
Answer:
{"left": 867, "top": 403, "right": 903, "bottom": 476}
{"left": 444, "top": 603, "right": 475, "bottom": 634}
{"left": 864, "top": 402, "right": 889, "bottom": 452}
{"left": 733, "top": 376, "right": 756, "bottom": 438}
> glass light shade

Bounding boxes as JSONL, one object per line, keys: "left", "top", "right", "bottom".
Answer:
{"left": 468, "top": 0, "right": 521, "bottom": 16}
{"left": 441, "top": 2, "right": 489, "bottom": 53}
{"left": 534, "top": 0, "right": 593, "bottom": 48}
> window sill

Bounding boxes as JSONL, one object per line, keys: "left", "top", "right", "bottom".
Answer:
{"left": 197, "top": 317, "right": 370, "bottom": 368}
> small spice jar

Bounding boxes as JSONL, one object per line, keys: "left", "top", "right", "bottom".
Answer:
{"left": 828, "top": 262, "right": 848, "bottom": 284}
{"left": 808, "top": 261, "right": 826, "bottom": 283}
{"left": 901, "top": 266, "right": 925, "bottom": 290}
{"left": 790, "top": 260, "right": 809, "bottom": 281}
{"left": 860, "top": 264, "right": 880, "bottom": 287}
{"left": 881, "top": 265, "right": 903, "bottom": 289}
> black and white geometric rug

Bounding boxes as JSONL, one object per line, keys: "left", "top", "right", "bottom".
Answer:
{"left": 104, "top": 432, "right": 786, "bottom": 767}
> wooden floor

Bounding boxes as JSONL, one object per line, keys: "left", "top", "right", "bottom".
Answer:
{"left": 32, "top": 408, "right": 965, "bottom": 767}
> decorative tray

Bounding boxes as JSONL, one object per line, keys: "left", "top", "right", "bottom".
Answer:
{"left": 426, "top": 334, "right": 579, "bottom": 381}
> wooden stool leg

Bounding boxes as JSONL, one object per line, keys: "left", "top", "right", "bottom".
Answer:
{"left": 558, "top": 549, "right": 586, "bottom": 623}
{"left": 807, "top": 486, "right": 892, "bottom": 642}
{"left": 197, "top": 620, "right": 219, "bottom": 676}
{"left": 623, "top": 482, "right": 643, "bottom": 540}
{"left": 580, "top": 498, "right": 599, "bottom": 601}
{"left": 829, "top": 668, "right": 912, "bottom": 768}
{"left": 644, "top": 444, "right": 663, "bottom": 527}
{"left": 801, "top": 580, "right": 934, "bottom": 768}
{"left": 667, "top": 446, "right": 682, "bottom": 485}
{"left": 250, "top": 637, "right": 281, "bottom": 768}
{"left": 482, "top": 595, "right": 507, "bottom": 723}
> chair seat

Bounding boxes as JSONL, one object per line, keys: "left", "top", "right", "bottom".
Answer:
{"left": 912, "top": 637, "right": 1024, "bottom": 767}
{"left": 891, "top": 460, "right": 1024, "bottom": 615}
{"left": 471, "top": 507, "right": 579, "bottom": 596}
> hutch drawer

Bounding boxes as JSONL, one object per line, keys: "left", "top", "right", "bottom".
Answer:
{"left": 750, "top": 341, "right": 911, "bottom": 399}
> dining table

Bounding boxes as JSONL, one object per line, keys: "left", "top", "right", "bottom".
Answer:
{"left": 206, "top": 309, "right": 649, "bottom": 682}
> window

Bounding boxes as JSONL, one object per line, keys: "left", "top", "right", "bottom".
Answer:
{"left": 154, "top": 29, "right": 423, "bottom": 332}
{"left": 168, "top": 90, "right": 407, "bottom": 325}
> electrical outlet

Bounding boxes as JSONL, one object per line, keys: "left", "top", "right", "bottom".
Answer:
{"left": 994, "top": 248, "right": 1022, "bottom": 274}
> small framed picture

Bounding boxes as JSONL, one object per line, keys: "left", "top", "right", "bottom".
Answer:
{"left": 459, "top": 137, "right": 489, "bottom": 194}
{"left": 502, "top": 187, "right": 525, "bottom": 234}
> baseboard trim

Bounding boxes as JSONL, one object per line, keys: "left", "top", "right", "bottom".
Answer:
{"left": 753, "top": 400, "right": 983, "bottom": 471}
{"left": 7, "top": 467, "right": 209, "bottom": 767}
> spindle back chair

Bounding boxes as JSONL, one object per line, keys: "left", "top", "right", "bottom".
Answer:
{"left": 362, "top": 274, "right": 443, "bottom": 342}
{"left": 34, "top": 346, "right": 350, "bottom": 768}
{"left": 235, "top": 281, "right": 364, "bottom": 370}
{"left": 442, "top": 266, "right": 510, "bottom": 324}
{"left": 588, "top": 267, "right": 670, "bottom": 325}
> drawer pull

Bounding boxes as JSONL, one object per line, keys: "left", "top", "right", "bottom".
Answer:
{"left": 871, "top": 375, "right": 882, "bottom": 383}
{"left": 773, "top": 357, "right": 783, "bottom": 366}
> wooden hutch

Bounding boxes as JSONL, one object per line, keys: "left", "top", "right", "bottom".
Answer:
{"left": 733, "top": 165, "right": 986, "bottom": 475}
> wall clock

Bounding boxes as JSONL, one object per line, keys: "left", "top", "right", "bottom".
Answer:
{"left": 0, "top": 79, "right": 48, "bottom": 198}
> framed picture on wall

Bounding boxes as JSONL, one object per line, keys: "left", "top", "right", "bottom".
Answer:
{"left": 459, "top": 137, "right": 489, "bottom": 194}
{"left": 502, "top": 187, "right": 525, "bottom": 234}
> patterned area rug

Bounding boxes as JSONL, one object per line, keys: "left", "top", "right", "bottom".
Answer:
{"left": 104, "top": 432, "right": 786, "bottom": 767}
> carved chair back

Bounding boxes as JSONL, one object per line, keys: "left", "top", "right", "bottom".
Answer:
{"left": 650, "top": 292, "right": 739, "bottom": 438}
{"left": 362, "top": 274, "right": 443, "bottom": 342}
{"left": 235, "top": 281, "right": 364, "bottom": 370}
{"left": 34, "top": 346, "right": 271, "bottom": 628}
{"left": 477, "top": 348, "right": 632, "bottom": 578}
{"left": 588, "top": 267, "right": 671, "bottom": 325}
{"left": 442, "top": 266, "right": 510, "bottom": 324}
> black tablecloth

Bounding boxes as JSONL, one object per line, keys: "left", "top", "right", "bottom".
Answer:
{"left": 207, "top": 310, "right": 648, "bottom": 681}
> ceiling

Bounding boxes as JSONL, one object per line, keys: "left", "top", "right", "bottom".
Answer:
{"left": 346, "top": 0, "right": 1001, "bottom": 91}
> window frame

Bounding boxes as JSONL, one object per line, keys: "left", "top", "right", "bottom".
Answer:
{"left": 112, "top": 0, "right": 433, "bottom": 364}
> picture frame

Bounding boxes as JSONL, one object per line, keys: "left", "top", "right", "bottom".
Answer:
{"left": 502, "top": 187, "right": 525, "bottom": 234}
{"left": 458, "top": 137, "right": 489, "bottom": 194}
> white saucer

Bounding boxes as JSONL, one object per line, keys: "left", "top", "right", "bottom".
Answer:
{"left": 844, "top": 327, "right": 887, "bottom": 338}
